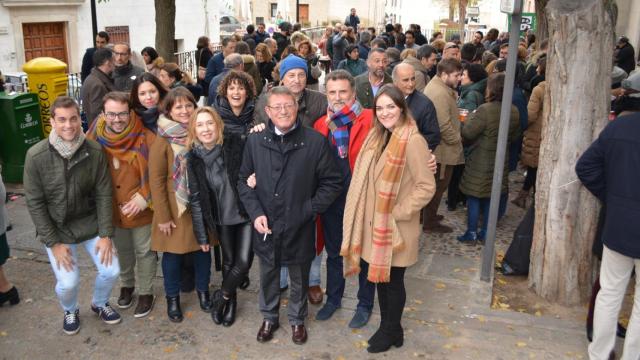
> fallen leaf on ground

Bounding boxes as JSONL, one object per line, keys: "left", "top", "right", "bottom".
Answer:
{"left": 497, "top": 278, "right": 507, "bottom": 285}
{"left": 354, "top": 340, "right": 368, "bottom": 349}
{"left": 0, "top": 331, "right": 7, "bottom": 336}
{"left": 516, "top": 341, "right": 527, "bottom": 347}
{"left": 164, "top": 346, "right": 176, "bottom": 353}
{"left": 477, "top": 315, "right": 486, "bottom": 323}
{"left": 435, "top": 283, "right": 446, "bottom": 290}
{"left": 271, "top": 339, "right": 280, "bottom": 344}
{"left": 534, "top": 311, "right": 542, "bottom": 317}
{"left": 185, "top": 311, "right": 194, "bottom": 319}
{"left": 413, "top": 299, "right": 423, "bottom": 304}
{"left": 351, "top": 329, "right": 361, "bottom": 334}
{"left": 454, "top": 268, "right": 461, "bottom": 272}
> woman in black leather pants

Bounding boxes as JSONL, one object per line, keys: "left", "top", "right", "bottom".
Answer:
{"left": 187, "top": 71, "right": 257, "bottom": 327}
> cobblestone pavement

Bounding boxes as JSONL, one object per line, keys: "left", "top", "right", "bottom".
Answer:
{"left": 0, "top": 175, "right": 593, "bottom": 359}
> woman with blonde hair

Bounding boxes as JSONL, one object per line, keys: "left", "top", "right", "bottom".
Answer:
{"left": 297, "top": 40, "right": 321, "bottom": 89}
{"left": 255, "top": 43, "right": 276, "bottom": 85}
{"left": 341, "top": 84, "right": 436, "bottom": 353}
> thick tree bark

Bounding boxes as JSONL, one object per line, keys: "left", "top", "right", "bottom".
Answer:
{"left": 528, "top": 0, "right": 614, "bottom": 306}
{"left": 155, "top": 0, "right": 176, "bottom": 62}
{"left": 534, "top": 0, "right": 549, "bottom": 43}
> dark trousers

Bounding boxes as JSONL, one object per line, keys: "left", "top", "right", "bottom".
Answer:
{"left": 162, "top": 250, "right": 211, "bottom": 297}
{"left": 322, "top": 197, "right": 375, "bottom": 311}
{"left": 218, "top": 222, "right": 253, "bottom": 296}
{"left": 423, "top": 164, "right": 454, "bottom": 224}
{"left": 258, "top": 257, "right": 311, "bottom": 325}
{"left": 447, "top": 164, "right": 466, "bottom": 209}
{"left": 375, "top": 265, "right": 407, "bottom": 333}
{"left": 523, "top": 166, "right": 538, "bottom": 192}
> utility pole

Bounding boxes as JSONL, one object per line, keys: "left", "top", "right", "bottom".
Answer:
{"left": 480, "top": 0, "right": 523, "bottom": 282}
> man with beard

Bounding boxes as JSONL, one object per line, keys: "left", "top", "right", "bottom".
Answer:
{"left": 355, "top": 48, "right": 392, "bottom": 109}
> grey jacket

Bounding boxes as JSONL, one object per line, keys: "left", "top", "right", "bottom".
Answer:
{"left": 81, "top": 68, "right": 116, "bottom": 125}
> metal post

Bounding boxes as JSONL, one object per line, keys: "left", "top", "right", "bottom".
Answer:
{"left": 90, "top": 0, "right": 98, "bottom": 39}
{"left": 296, "top": 0, "right": 300, "bottom": 23}
{"left": 480, "top": 10, "right": 523, "bottom": 282}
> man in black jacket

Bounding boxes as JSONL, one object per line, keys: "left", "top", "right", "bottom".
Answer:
{"left": 273, "top": 22, "right": 292, "bottom": 61}
{"left": 577, "top": 111, "right": 640, "bottom": 359}
{"left": 392, "top": 63, "right": 440, "bottom": 150}
{"left": 238, "top": 86, "right": 342, "bottom": 346}
{"left": 80, "top": 31, "right": 109, "bottom": 82}
{"left": 615, "top": 36, "right": 636, "bottom": 75}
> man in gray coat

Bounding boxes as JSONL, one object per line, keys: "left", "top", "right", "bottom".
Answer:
{"left": 81, "top": 48, "right": 116, "bottom": 126}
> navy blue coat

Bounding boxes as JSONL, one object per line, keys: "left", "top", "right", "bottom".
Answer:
{"left": 237, "top": 119, "right": 342, "bottom": 265}
{"left": 576, "top": 112, "right": 640, "bottom": 258}
{"left": 406, "top": 90, "right": 441, "bottom": 151}
{"left": 204, "top": 52, "right": 225, "bottom": 84}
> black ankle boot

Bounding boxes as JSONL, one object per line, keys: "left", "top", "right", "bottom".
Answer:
{"left": 239, "top": 276, "right": 250, "bottom": 290}
{"left": 197, "top": 290, "right": 212, "bottom": 313}
{"left": 0, "top": 286, "right": 20, "bottom": 306}
{"left": 367, "top": 328, "right": 403, "bottom": 353}
{"left": 211, "top": 290, "right": 228, "bottom": 325}
{"left": 222, "top": 294, "right": 237, "bottom": 327}
{"left": 166, "top": 295, "right": 183, "bottom": 322}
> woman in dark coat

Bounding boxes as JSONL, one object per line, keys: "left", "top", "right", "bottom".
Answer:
{"left": 189, "top": 71, "right": 257, "bottom": 327}
{"left": 255, "top": 43, "right": 276, "bottom": 86}
{"left": 195, "top": 36, "right": 214, "bottom": 102}
{"left": 457, "top": 73, "right": 521, "bottom": 242}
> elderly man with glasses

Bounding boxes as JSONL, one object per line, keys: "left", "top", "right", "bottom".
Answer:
{"left": 238, "top": 86, "right": 342, "bottom": 345}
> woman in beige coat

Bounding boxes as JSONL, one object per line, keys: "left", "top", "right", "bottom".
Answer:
{"left": 341, "top": 84, "right": 436, "bottom": 353}
{"left": 149, "top": 87, "right": 211, "bottom": 322}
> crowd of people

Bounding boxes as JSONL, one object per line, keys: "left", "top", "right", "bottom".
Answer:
{"left": 1, "top": 10, "right": 639, "bottom": 357}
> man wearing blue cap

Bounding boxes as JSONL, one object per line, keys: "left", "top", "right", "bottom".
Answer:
{"left": 255, "top": 55, "right": 327, "bottom": 128}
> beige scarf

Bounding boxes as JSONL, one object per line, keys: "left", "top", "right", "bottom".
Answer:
{"left": 49, "top": 128, "right": 86, "bottom": 159}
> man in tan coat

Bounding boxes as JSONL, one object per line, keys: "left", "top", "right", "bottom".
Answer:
{"left": 88, "top": 91, "right": 157, "bottom": 318}
{"left": 422, "top": 58, "right": 464, "bottom": 233}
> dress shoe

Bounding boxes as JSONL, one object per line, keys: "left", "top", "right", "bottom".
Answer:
{"left": 0, "top": 286, "right": 20, "bottom": 306}
{"left": 291, "top": 324, "right": 308, "bottom": 345}
{"left": 197, "top": 290, "right": 212, "bottom": 313}
{"left": 117, "top": 287, "right": 134, "bottom": 309}
{"left": 256, "top": 320, "right": 279, "bottom": 343}
{"left": 349, "top": 309, "right": 371, "bottom": 328}
{"left": 425, "top": 222, "right": 453, "bottom": 233}
{"left": 239, "top": 276, "right": 250, "bottom": 290}
{"left": 166, "top": 296, "right": 183, "bottom": 323}
{"left": 308, "top": 285, "right": 323, "bottom": 305}
{"left": 211, "top": 290, "right": 228, "bottom": 325}
{"left": 222, "top": 294, "right": 237, "bottom": 327}
{"left": 457, "top": 231, "right": 478, "bottom": 243}
{"left": 316, "top": 302, "right": 340, "bottom": 321}
{"left": 134, "top": 295, "right": 155, "bottom": 318}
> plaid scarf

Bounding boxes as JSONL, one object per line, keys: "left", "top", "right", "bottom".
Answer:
{"left": 49, "top": 128, "right": 86, "bottom": 160}
{"left": 327, "top": 100, "right": 361, "bottom": 159}
{"left": 341, "top": 122, "right": 414, "bottom": 283}
{"left": 87, "top": 113, "right": 152, "bottom": 203}
{"left": 156, "top": 115, "right": 189, "bottom": 217}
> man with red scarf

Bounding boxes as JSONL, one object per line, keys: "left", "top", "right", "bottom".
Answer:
{"left": 312, "top": 70, "right": 376, "bottom": 328}
{"left": 88, "top": 91, "right": 157, "bottom": 319}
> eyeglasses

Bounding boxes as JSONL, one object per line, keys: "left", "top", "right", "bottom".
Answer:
{"left": 114, "top": 52, "right": 129, "bottom": 57}
{"left": 444, "top": 44, "right": 459, "bottom": 50}
{"left": 267, "top": 103, "right": 296, "bottom": 112}
{"left": 104, "top": 111, "right": 130, "bottom": 120}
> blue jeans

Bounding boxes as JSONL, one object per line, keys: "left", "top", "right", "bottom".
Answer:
{"left": 162, "top": 250, "right": 211, "bottom": 297}
{"left": 281, "top": 254, "right": 322, "bottom": 288}
{"left": 357, "top": 259, "right": 376, "bottom": 313}
{"left": 45, "top": 236, "right": 120, "bottom": 312}
{"left": 466, "top": 196, "right": 491, "bottom": 233}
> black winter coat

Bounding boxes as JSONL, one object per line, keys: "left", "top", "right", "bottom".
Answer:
{"left": 237, "top": 119, "right": 342, "bottom": 265}
{"left": 187, "top": 135, "right": 249, "bottom": 245}
{"left": 406, "top": 90, "right": 441, "bottom": 150}
{"left": 576, "top": 112, "right": 640, "bottom": 259}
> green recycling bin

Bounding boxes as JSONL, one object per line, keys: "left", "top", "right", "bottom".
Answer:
{"left": 0, "top": 91, "right": 43, "bottom": 183}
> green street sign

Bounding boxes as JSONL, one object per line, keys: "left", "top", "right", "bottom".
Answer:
{"left": 508, "top": 12, "right": 537, "bottom": 33}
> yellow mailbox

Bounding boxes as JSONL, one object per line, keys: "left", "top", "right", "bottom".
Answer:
{"left": 22, "top": 57, "right": 68, "bottom": 137}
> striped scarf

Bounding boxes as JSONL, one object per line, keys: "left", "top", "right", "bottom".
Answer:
{"left": 341, "top": 122, "right": 414, "bottom": 283}
{"left": 49, "top": 128, "right": 85, "bottom": 160}
{"left": 87, "top": 113, "right": 152, "bottom": 202}
{"left": 156, "top": 115, "right": 189, "bottom": 217}
{"left": 327, "top": 100, "right": 361, "bottom": 159}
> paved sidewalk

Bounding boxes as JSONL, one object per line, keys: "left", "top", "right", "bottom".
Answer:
{"left": 0, "top": 183, "right": 590, "bottom": 359}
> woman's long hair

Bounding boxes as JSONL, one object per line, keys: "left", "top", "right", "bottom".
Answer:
{"left": 130, "top": 72, "right": 169, "bottom": 111}
{"left": 161, "top": 62, "right": 195, "bottom": 85}
{"left": 369, "top": 84, "right": 414, "bottom": 158}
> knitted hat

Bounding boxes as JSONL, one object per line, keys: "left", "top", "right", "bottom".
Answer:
{"left": 279, "top": 55, "right": 308, "bottom": 77}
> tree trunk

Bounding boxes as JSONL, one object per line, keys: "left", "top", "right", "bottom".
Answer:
{"left": 449, "top": 0, "right": 456, "bottom": 21}
{"left": 155, "top": 0, "right": 176, "bottom": 62}
{"left": 528, "top": 0, "right": 614, "bottom": 306}
{"left": 534, "top": 0, "right": 549, "bottom": 44}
